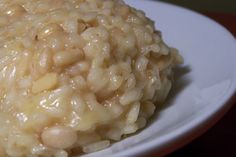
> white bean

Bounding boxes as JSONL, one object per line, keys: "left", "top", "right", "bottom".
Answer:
{"left": 38, "top": 24, "right": 63, "bottom": 40}
{"left": 41, "top": 126, "right": 78, "bottom": 149}
{"left": 4, "top": 5, "right": 26, "bottom": 17}
{"left": 53, "top": 49, "right": 83, "bottom": 67}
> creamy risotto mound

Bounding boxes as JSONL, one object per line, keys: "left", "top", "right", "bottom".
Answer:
{"left": 0, "top": 0, "right": 183, "bottom": 156}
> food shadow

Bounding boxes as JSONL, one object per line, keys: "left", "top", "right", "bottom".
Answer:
{"left": 148, "top": 65, "right": 192, "bottom": 127}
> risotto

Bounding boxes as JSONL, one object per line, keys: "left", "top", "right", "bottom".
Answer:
{"left": 0, "top": 0, "right": 183, "bottom": 156}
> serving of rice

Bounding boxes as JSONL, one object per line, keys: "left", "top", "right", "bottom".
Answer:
{"left": 0, "top": 0, "right": 183, "bottom": 156}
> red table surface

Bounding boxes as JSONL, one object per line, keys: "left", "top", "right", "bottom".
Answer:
{"left": 148, "top": 13, "right": 236, "bottom": 157}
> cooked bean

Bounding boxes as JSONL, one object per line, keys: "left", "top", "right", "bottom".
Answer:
{"left": 38, "top": 24, "right": 63, "bottom": 40}
{"left": 4, "top": 5, "right": 26, "bottom": 17}
{"left": 32, "top": 73, "right": 58, "bottom": 93}
{"left": 53, "top": 49, "right": 83, "bottom": 67}
{"left": 41, "top": 126, "right": 78, "bottom": 149}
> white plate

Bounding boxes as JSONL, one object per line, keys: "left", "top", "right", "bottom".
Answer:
{"left": 82, "top": 0, "right": 236, "bottom": 156}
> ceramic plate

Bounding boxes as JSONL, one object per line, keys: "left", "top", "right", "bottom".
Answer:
{"left": 82, "top": 0, "right": 236, "bottom": 156}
